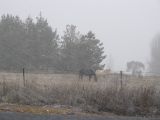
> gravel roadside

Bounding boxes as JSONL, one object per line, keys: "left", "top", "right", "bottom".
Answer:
{"left": 0, "top": 112, "right": 159, "bottom": 120}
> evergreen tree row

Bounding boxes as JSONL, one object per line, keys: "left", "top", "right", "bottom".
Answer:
{"left": 0, "top": 14, "right": 106, "bottom": 72}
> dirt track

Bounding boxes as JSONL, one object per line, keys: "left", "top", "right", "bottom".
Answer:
{"left": 0, "top": 112, "right": 159, "bottom": 120}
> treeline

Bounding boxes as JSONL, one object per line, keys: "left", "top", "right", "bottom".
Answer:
{"left": 0, "top": 14, "right": 106, "bottom": 72}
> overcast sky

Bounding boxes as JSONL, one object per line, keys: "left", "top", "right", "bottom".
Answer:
{"left": 0, "top": 0, "right": 160, "bottom": 71}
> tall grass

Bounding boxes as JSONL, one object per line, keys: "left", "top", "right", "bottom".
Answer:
{"left": 0, "top": 73, "right": 160, "bottom": 116}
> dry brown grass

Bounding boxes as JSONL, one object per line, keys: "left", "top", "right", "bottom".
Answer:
{"left": 0, "top": 72, "right": 160, "bottom": 116}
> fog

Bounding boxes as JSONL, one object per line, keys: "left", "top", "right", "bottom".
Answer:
{"left": 1, "top": 0, "right": 160, "bottom": 71}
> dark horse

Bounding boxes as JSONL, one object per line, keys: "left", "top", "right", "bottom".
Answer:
{"left": 79, "top": 69, "right": 97, "bottom": 81}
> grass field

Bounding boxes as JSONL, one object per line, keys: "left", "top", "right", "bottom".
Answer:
{"left": 0, "top": 72, "right": 160, "bottom": 116}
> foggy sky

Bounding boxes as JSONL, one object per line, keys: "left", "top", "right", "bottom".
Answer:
{"left": 0, "top": 0, "right": 160, "bottom": 71}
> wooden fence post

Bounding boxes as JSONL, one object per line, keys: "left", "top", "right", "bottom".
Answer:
{"left": 23, "top": 68, "right": 26, "bottom": 87}
{"left": 120, "top": 70, "right": 123, "bottom": 89}
{"left": 2, "top": 76, "right": 6, "bottom": 96}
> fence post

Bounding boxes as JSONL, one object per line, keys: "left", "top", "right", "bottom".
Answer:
{"left": 120, "top": 70, "right": 123, "bottom": 89}
{"left": 2, "top": 76, "right": 6, "bottom": 96}
{"left": 23, "top": 68, "right": 26, "bottom": 87}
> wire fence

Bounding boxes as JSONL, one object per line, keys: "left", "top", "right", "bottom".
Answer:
{"left": 0, "top": 68, "right": 159, "bottom": 89}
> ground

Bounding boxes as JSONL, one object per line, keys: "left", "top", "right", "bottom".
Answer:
{"left": 0, "top": 72, "right": 160, "bottom": 118}
{"left": 0, "top": 103, "right": 159, "bottom": 120}
{"left": 0, "top": 112, "right": 159, "bottom": 120}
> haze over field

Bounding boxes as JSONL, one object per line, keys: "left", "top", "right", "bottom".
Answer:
{"left": 0, "top": 0, "right": 160, "bottom": 71}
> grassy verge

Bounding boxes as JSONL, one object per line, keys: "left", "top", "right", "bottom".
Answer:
{"left": 0, "top": 78, "right": 160, "bottom": 116}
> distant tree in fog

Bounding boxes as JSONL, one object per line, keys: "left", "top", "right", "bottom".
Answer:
{"left": 78, "top": 31, "right": 106, "bottom": 70}
{"left": 0, "top": 14, "right": 106, "bottom": 72}
{"left": 150, "top": 34, "right": 160, "bottom": 74}
{"left": 0, "top": 14, "right": 59, "bottom": 71}
{"left": 26, "top": 14, "right": 59, "bottom": 69}
{"left": 0, "top": 14, "right": 26, "bottom": 70}
{"left": 127, "top": 61, "right": 145, "bottom": 76}
{"left": 59, "top": 25, "right": 81, "bottom": 71}
{"left": 60, "top": 25, "right": 106, "bottom": 72}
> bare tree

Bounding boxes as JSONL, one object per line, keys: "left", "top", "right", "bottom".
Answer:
{"left": 150, "top": 34, "right": 160, "bottom": 74}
